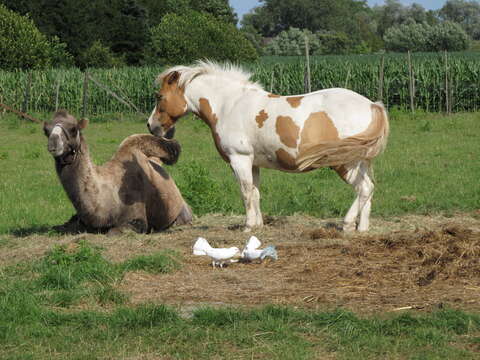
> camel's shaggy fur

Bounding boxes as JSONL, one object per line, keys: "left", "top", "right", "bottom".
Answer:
{"left": 44, "top": 110, "right": 192, "bottom": 234}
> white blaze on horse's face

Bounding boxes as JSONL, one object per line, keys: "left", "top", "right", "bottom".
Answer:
{"left": 148, "top": 71, "right": 187, "bottom": 137}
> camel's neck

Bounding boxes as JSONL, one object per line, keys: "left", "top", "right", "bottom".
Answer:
{"left": 55, "top": 140, "right": 98, "bottom": 215}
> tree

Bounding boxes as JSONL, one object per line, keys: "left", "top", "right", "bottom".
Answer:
{"left": 145, "top": 10, "right": 257, "bottom": 65}
{"left": 77, "top": 41, "right": 125, "bottom": 69}
{"left": 137, "top": 0, "right": 237, "bottom": 27}
{"left": 384, "top": 21, "right": 469, "bottom": 52}
{"left": 241, "top": 0, "right": 371, "bottom": 37}
{"left": 372, "top": 0, "right": 435, "bottom": 37}
{"left": 241, "top": 0, "right": 379, "bottom": 52}
{"left": 189, "top": 0, "right": 237, "bottom": 25}
{"left": 0, "top": 0, "right": 149, "bottom": 66}
{"left": 0, "top": 4, "right": 71, "bottom": 70}
{"left": 264, "top": 28, "right": 322, "bottom": 56}
{"left": 428, "top": 21, "right": 470, "bottom": 51}
{"left": 383, "top": 22, "right": 430, "bottom": 52}
{"left": 439, "top": 0, "right": 480, "bottom": 39}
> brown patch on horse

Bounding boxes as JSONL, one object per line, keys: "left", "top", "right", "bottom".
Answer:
{"left": 197, "top": 98, "right": 230, "bottom": 163}
{"left": 275, "top": 148, "right": 298, "bottom": 171}
{"left": 255, "top": 110, "right": 268, "bottom": 128}
{"left": 296, "top": 104, "right": 390, "bottom": 170}
{"left": 152, "top": 74, "right": 187, "bottom": 131}
{"left": 276, "top": 116, "right": 299, "bottom": 148}
{"left": 268, "top": 93, "right": 281, "bottom": 98}
{"left": 298, "top": 111, "right": 339, "bottom": 153}
{"left": 286, "top": 96, "right": 304, "bottom": 108}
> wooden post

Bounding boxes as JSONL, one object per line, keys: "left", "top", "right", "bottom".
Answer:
{"left": 270, "top": 67, "right": 275, "bottom": 93}
{"left": 22, "top": 71, "right": 32, "bottom": 113}
{"left": 407, "top": 50, "right": 415, "bottom": 114}
{"left": 82, "top": 71, "right": 89, "bottom": 119}
{"left": 444, "top": 50, "right": 450, "bottom": 115}
{"left": 304, "top": 35, "right": 311, "bottom": 93}
{"left": 378, "top": 55, "right": 384, "bottom": 101}
{"left": 344, "top": 66, "right": 351, "bottom": 89}
{"left": 55, "top": 73, "right": 61, "bottom": 111}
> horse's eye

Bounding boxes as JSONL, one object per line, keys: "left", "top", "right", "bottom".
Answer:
{"left": 156, "top": 94, "right": 163, "bottom": 101}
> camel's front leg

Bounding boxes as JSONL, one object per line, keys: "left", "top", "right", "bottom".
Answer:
{"left": 230, "top": 155, "right": 261, "bottom": 231}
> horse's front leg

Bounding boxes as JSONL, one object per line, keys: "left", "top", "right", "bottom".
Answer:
{"left": 252, "top": 165, "right": 263, "bottom": 227}
{"left": 230, "top": 155, "right": 261, "bottom": 231}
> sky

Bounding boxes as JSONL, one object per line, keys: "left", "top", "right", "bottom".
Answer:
{"left": 230, "top": 0, "right": 449, "bottom": 22}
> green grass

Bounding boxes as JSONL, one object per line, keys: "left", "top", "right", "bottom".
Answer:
{"left": 0, "top": 110, "right": 479, "bottom": 234}
{"left": 1, "top": 119, "right": 479, "bottom": 358}
{"left": 0, "top": 283, "right": 479, "bottom": 359}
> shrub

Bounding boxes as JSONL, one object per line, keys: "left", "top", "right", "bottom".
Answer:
{"left": 0, "top": 4, "right": 71, "bottom": 70}
{"left": 427, "top": 21, "right": 470, "bottom": 52}
{"left": 264, "top": 27, "right": 322, "bottom": 56}
{"left": 384, "top": 22, "right": 430, "bottom": 52}
{"left": 384, "top": 21, "right": 470, "bottom": 52}
{"left": 145, "top": 10, "right": 257, "bottom": 64}
{"left": 77, "top": 40, "right": 125, "bottom": 69}
{"left": 264, "top": 28, "right": 356, "bottom": 56}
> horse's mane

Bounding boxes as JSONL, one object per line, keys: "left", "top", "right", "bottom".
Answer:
{"left": 156, "top": 60, "right": 264, "bottom": 90}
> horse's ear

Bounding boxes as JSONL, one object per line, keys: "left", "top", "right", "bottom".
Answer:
{"left": 167, "top": 71, "right": 180, "bottom": 85}
{"left": 78, "top": 118, "right": 89, "bottom": 130}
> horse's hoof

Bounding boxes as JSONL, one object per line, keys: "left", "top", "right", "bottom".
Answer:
{"left": 343, "top": 222, "right": 356, "bottom": 233}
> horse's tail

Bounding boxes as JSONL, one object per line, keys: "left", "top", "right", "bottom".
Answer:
{"left": 115, "top": 134, "right": 181, "bottom": 165}
{"left": 297, "top": 102, "right": 390, "bottom": 171}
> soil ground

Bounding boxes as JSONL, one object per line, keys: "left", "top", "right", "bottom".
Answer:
{"left": 3, "top": 212, "right": 480, "bottom": 314}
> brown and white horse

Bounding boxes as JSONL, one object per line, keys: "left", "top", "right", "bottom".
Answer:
{"left": 147, "top": 61, "right": 389, "bottom": 232}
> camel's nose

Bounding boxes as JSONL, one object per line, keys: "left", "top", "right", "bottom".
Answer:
{"left": 48, "top": 134, "right": 64, "bottom": 157}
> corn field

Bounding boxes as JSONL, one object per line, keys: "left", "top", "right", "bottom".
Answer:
{"left": 1, "top": 52, "right": 479, "bottom": 115}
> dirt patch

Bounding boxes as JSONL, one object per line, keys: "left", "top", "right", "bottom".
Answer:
{"left": 2, "top": 213, "right": 480, "bottom": 313}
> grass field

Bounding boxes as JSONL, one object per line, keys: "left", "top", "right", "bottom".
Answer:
{"left": 0, "top": 109, "right": 479, "bottom": 234}
{"left": 0, "top": 110, "right": 479, "bottom": 359}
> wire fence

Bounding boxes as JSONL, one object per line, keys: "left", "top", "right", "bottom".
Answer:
{"left": 1, "top": 52, "right": 479, "bottom": 118}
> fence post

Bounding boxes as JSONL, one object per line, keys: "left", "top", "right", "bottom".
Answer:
{"left": 407, "top": 50, "right": 415, "bottom": 114}
{"left": 444, "top": 50, "right": 450, "bottom": 115}
{"left": 304, "top": 35, "right": 311, "bottom": 93}
{"left": 55, "top": 72, "right": 61, "bottom": 111}
{"left": 269, "top": 67, "right": 275, "bottom": 93}
{"left": 82, "top": 70, "right": 89, "bottom": 119}
{"left": 378, "top": 55, "right": 384, "bottom": 101}
{"left": 22, "top": 71, "right": 32, "bottom": 113}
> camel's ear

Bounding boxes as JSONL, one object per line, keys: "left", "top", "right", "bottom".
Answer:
{"left": 167, "top": 71, "right": 180, "bottom": 85}
{"left": 78, "top": 118, "right": 89, "bottom": 130}
{"left": 43, "top": 121, "right": 53, "bottom": 137}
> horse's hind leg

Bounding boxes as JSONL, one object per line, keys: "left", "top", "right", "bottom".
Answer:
{"left": 333, "top": 161, "right": 374, "bottom": 232}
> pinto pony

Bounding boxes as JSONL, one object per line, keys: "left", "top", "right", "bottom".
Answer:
{"left": 147, "top": 61, "right": 389, "bottom": 232}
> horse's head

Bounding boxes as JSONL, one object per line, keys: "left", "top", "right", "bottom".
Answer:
{"left": 43, "top": 110, "right": 87, "bottom": 164}
{"left": 147, "top": 71, "right": 187, "bottom": 138}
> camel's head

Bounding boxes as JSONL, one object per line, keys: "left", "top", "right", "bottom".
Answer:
{"left": 147, "top": 71, "right": 187, "bottom": 138}
{"left": 43, "top": 110, "right": 88, "bottom": 163}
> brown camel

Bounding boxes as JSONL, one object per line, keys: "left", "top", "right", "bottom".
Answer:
{"left": 43, "top": 110, "right": 192, "bottom": 234}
